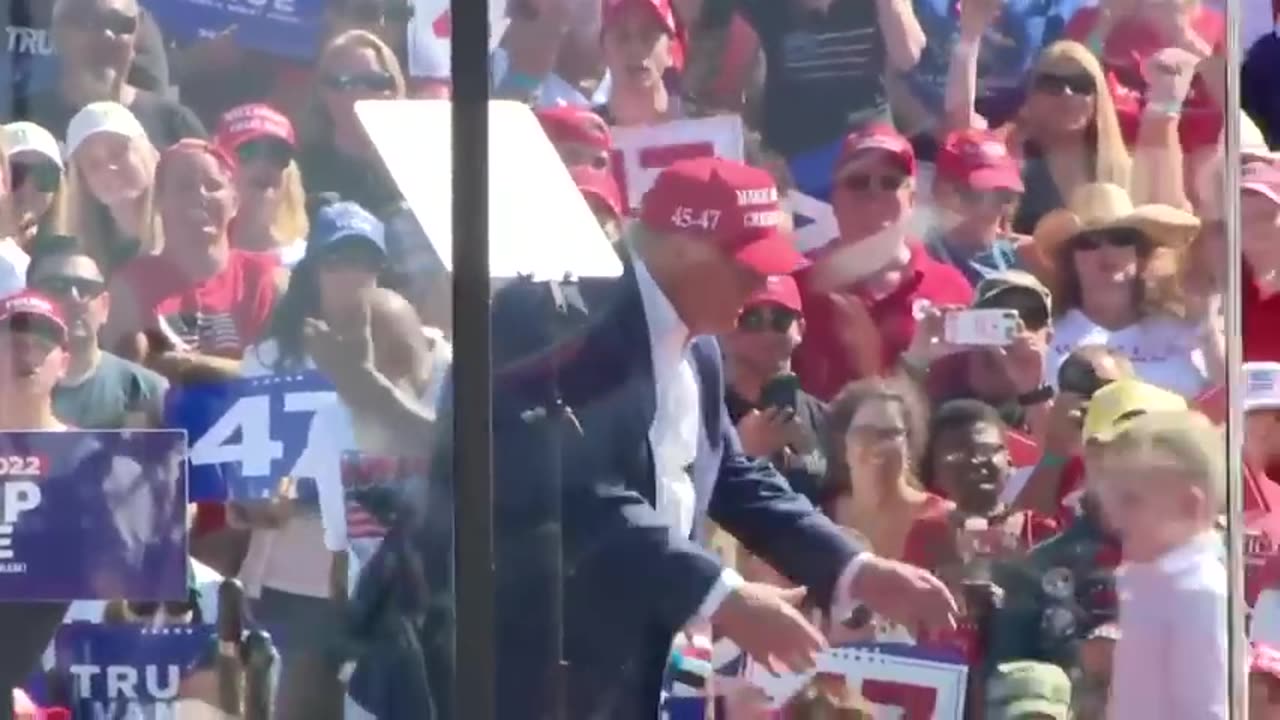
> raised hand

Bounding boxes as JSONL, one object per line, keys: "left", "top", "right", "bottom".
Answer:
{"left": 1142, "top": 46, "right": 1204, "bottom": 107}
{"left": 711, "top": 583, "right": 828, "bottom": 675}
{"left": 848, "top": 555, "right": 959, "bottom": 635}
{"left": 958, "top": 0, "right": 1003, "bottom": 39}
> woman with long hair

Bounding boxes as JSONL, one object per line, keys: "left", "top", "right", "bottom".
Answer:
{"left": 1035, "top": 182, "right": 1215, "bottom": 398}
{"left": 946, "top": 39, "right": 1132, "bottom": 236}
{"left": 297, "top": 30, "right": 406, "bottom": 221}
{"left": 61, "top": 102, "right": 163, "bottom": 275}
{"left": 213, "top": 103, "right": 310, "bottom": 269}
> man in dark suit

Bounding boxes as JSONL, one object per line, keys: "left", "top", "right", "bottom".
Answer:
{"left": 347, "top": 157, "right": 958, "bottom": 720}
{"left": 491, "top": 157, "right": 958, "bottom": 717}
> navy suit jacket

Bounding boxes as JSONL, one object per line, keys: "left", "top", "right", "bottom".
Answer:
{"left": 479, "top": 263, "right": 864, "bottom": 719}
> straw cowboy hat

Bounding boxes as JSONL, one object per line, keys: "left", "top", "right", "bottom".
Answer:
{"left": 1032, "top": 182, "right": 1201, "bottom": 260}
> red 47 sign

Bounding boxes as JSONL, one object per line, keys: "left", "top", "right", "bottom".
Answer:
{"left": 609, "top": 115, "right": 745, "bottom": 214}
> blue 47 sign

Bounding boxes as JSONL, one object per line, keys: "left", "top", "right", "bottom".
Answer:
{"left": 164, "top": 372, "right": 336, "bottom": 501}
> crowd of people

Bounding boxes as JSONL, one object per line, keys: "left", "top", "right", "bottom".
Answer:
{"left": 0, "top": 0, "right": 1273, "bottom": 717}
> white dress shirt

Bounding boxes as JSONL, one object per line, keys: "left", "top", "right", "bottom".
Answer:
{"left": 633, "top": 261, "right": 866, "bottom": 623}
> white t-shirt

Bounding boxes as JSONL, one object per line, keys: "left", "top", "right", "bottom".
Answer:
{"left": 0, "top": 237, "right": 29, "bottom": 296}
{"left": 1046, "top": 309, "right": 1209, "bottom": 399}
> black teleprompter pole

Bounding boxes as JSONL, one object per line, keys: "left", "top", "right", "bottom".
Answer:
{"left": 450, "top": 0, "right": 494, "bottom": 718}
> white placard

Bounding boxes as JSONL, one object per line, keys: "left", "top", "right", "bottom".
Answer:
{"left": 356, "top": 99, "right": 624, "bottom": 280}
{"left": 610, "top": 115, "right": 745, "bottom": 213}
{"left": 740, "top": 644, "right": 967, "bottom": 718}
{"left": 407, "top": 0, "right": 510, "bottom": 79}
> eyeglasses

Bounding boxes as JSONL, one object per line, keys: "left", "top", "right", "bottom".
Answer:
{"left": 841, "top": 174, "right": 907, "bottom": 193}
{"left": 344, "top": 0, "right": 414, "bottom": 24}
{"left": 1032, "top": 72, "right": 1096, "bottom": 97}
{"left": 61, "top": 8, "right": 138, "bottom": 35}
{"left": 322, "top": 70, "right": 397, "bottom": 93}
{"left": 33, "top": 275, "right": 106, "bottom": 301}
{"left": 737, "top": 305, "right": 799, "bottom": 333}
{"left": 235, "top": 139, "right": 293, "bottom": 170}
{"left": 10, "top": 161, "right": 61, "bottom": 193}
{"left": 1069, "top": 228, "right": 1148, "bottom": 252}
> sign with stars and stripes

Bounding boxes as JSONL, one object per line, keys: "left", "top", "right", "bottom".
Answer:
{"left": 163, "top": 371, "right": 337, "bottom": 501}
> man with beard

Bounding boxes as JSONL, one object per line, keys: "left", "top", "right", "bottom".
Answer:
{"left": 26, "top": 237, "right": 167, "bottom": 428}
{"left": 11, "top": 0, "right": 204, "bottom": 148}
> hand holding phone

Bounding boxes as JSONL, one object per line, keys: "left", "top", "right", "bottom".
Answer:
{"left": 760, "top": 373, "right": 800, "bottom": 413}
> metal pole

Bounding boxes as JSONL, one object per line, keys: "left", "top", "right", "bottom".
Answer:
{"left": 451, "top": 0, "right": 494, "bottom": 717}
{"left": 1222, "top": 0, "right": 1246, "bottom": 715}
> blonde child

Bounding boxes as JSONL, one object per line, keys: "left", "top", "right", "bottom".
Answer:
{"left": 1084, "top": 410, "right": 1227, "bottom": 719}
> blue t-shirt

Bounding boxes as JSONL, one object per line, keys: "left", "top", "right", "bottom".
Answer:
{"left": 903, "top": 0, "right": 1086, "bottom": 127}
{"left": 925, "top": 230, "right": 1023, "bottom": 287}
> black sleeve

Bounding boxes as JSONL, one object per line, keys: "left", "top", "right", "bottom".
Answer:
{"left": 128, "top": 9, "right": 171, "bottom": 92}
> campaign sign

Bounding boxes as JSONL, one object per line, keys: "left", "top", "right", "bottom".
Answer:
{"left": 53, "top": 622, "right": 214, "bottom": 720}
{"left": 742, "top": 643, "right": 968, "bottom": 718}
{"left": 143, "top": 0, "right": 326, "bottom": 61}
{"left": 0, "top": 431, "right": 187, "bottom": 601}
{"left": 407, "top": 0, "right": 510, "bottom": 78}
{"left": 610, "top": 116, "right": 746, "bottom": 214}
{"left": 165, "top": 371, "right": 336, "bottom": 501}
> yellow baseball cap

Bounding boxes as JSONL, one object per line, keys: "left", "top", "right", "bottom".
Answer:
{"left": 1083, "top": 379, "right": 1188, "bottom": 443}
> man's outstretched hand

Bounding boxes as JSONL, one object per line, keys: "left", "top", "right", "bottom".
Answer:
{"left": 712, "top": 583, "right": 828, "bottom": 675}
{"left": 849, "top": 555, "right": 960, "bottom": 634}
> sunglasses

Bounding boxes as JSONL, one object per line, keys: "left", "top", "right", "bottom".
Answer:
{"left": 841, "top": 174, "right": 907, "bottom": 193}
{"left": 63, "top": 8, "right": 138, "bottom": 35}
{"left": 236, "top": 139, "right": 293, "bottom": 169}
{"left": 125, "top": 593, "right": 200, "bottom": 621}
{"left": 10, "top": 161, "right": 61, "bottom": 193}
{"left": 1032, "top": 72, "right": 1096, "bottom": 97}
{"left": 957, "top": 188, "right": 1019, "bottom": 207}
{"left": 323, "top": 70, "right": 397, "bottom": 93}
{"left": 314, "top": 239, "right": 385, "bottom": 270}
{"left": 344, "top": 0, "right": 414, "bottom": 24}
{"left": 1069, "top": 228, "right": 1148, "bottom": 252}
{"left": 33, "top": 275, "right": 106, "bottom": 301}
{"left": 737, "top": 305, "right": 799, "bottom": 333}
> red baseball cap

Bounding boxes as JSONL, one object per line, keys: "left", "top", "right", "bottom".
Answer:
{"left": 936, "top": 128, "right": 1024, "bottom": 192}
{"left": 0, "top": 290, "right": 67, "bottom": 346}
{"left": 571, "top": 165, "right": 624, "bottom": 220}
{"left": 1244, "top": 160, "right": 1280, "bottom": 206}
{"left": 744, "top": 275, "right": 803, "bottom": 314}
{"left": 640, "top": 157, "right": 806, "bottom": 275}
{"left": 535, "top": 106, "right": 613, "bottom": 152}
{"left": 834, "top": 123, "right": 916, "bottom": 181}
{"left": 214, "top": 103, "right": 296, "bottom": 150}
{"left": 602, "top": 0, "right": 686, "bottom": 71}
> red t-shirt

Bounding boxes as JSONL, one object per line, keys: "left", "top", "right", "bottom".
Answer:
{"left": 1246, "top": 464, "right": 1280, "bottom": 607}
{"left": 1246, "top": 264, "right": 1280, "bottom": 362}
{"left": 115, "top": 248, "right": 279, "bottom": 359}
{"left": 1064, "top": 6, "right": 1224, "bottom": 154}
{"left": 793, "top": 243, "right": 974, "bottom": 400}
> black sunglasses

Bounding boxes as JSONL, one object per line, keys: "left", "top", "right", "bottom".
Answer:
{"left": 236, "top": 139, "right": 293, "bottom": 169}
{"left": 842, "top": 174, "right": 907, "bottom": 193}
{"left": 323, "top": 70, "right": 397, "bottom": 93}
{"left": 737, "top": 305, "right": 799, "bottom": 333}
{"left": 1032, "top": 72, "right": 1096, "bottom": 97}
{"left": 958, "top": 188, "right": 1019, "bottom": 207}
{"left": 33, "top": 275, "right": 106, "bottom": 301}
{"left": 1069, "top": 228, "right": 1147, "bottom": 252}
{"left": 62, "top": 8, "right": 138, "bottom": 35}
{"left": 126, "top": 592, "right": 200, "bottom": 621}
{"left": 10, "top": 161, "right": 61, "bottom": 193}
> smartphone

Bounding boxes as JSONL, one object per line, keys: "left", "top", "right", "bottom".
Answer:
{"left": 944, "top": 309, "right": 1020, "bottom": 346}
{"left": 760, "top": 373, "right": 800, "bottom": 413}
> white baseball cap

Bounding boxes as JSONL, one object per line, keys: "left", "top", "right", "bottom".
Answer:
{"left": 1246, "top": 362, "right": 1280, "bottom": 413}
{"left": 2, "top": 121, "right": 63, "bottom": 169}
{"left": 65, "top": 101, "right": 147, "bottom": 158}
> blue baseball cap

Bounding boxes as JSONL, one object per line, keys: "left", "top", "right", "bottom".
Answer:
{"left": 307, "top": 201, "right": 387, "bottom": 258}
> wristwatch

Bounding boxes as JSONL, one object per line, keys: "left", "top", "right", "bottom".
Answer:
{"left": 1017, "top": 385, "right": 1055, "bottom": 407}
